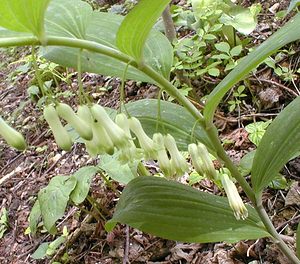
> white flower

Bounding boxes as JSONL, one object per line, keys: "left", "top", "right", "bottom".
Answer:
{"left": 128, "top": 117, "right": 157, "bottom": 160}
{"left": 164, "top": 134, "right": 188, "bottom": 176}
{"left": 153, "top": 133, "right": 174, "bottom": 177}
{"left": 188, "top": 142, "right": 217, "bottom": 181}
{"left": 221, "top": 174, "right": 248, "bottom": 220}
{"left": 90, "top": 104, "right": 129, "bottom": 149}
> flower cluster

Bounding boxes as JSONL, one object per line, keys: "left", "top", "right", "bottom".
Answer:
{"left": 43, "top": 103, "right": 248, "bottom": 219}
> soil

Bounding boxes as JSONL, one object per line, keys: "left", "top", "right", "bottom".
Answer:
{"left": 0, "top": 1, "right": 299, "bottom": 264}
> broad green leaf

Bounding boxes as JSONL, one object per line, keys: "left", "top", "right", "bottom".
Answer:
{"left": 99, "top": 153, "right": 137, "bottom": 184}
{"left": 124, "top": 99, "right": 215, "bottom": 152}
{"left": 42, "top": 0, "right": 173, "bottom": 82}
{"left": 0, "top": 0, "right": 50, "bottom": 40}
{"left": 116, "top": 0, "right": 171, "bottom": 62}
{"left": 204, "top": 13, "right": 300, "bottom": 123}
{"left": 107, "top": 176, "right": 269, "bottom": 243}
{"left": 0, "top": 0, "right": 173, "bottom": 82}
{"left": 287, "top": 0, "right": 300, "bottom": 13}
{"left": 38, "top": 175, "right": 77, "bottom": 234}
{"left": 45, "top": 0, "right": 92, "bottom": 39}
{"left": 251, "top": 96, "right": 300, "bottom": 193}
{"left": 70, "top": 166, "right": 98, "bottom": 204}
{"left": 29, "top": 200, "right": 41, "bottom": 236}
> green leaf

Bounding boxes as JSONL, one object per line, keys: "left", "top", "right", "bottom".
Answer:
{"left": 31, "top": 242, "right": 50, "bottom": 260}
{"left": 208, "top": 67, "right": 220, "bottom": 77}
{"left": 99, "top": 153, "right": 137, "bottom": 184}
{"left": 38, "top": 175, "right": 77, "bottom": 234}
{"left": 116, "top": 0, "right": 171, "bottom": 62}
{"left": 29, "top": 200, "right": 41, "bottom": 236}
{"left": 0, "top": 0, "right": 50, "bottom": 40}
{"left": 212, "top": 54, "right": 230, "bottom": 60}
{"left": 204, "top": 13, "right": 300, "bottom": 123}
{"left": 239, "top": 150, "right": 256, "bottom": 176}
{"left": 45, "top": 0, "right": 92, "bottom": 39}
{"left": 47, "top": 236, "right": 67, "bottom": 256}
{"left": 42, "top": 0, "right": 173, "bottom": 82}
{"left": 70, "top": 166, "right": 98, "bottom": 205}
{"left": 220, "top": 6, "right": 258, "bottom": 35}
{"left": 252, "top": 96, "right": 300, "bottom": 193}
{"left": 268, "top": 174, "right": 288, "bottom": 190}
{"left": 215, "top": 42, "right": 230, "bottom": 54}
{"left": 203, "top": 33, "right": 217, "bottom": 40}
{"left": 124, "top": 99, "right": 215, "bottom": 152}
{"left": 230, "top": 45, "right": 243, "bottom": 57}
{"left": 245, "top": 121, "right": 271, "bottom": 146}
{"left": 107, "top": 176, "right": 269, "bottom": 243}
{"left": 288, "top": 0, "right": 300, "bottom": 13}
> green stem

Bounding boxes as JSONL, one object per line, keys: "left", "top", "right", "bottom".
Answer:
{"left": 205, "top": 126, "right": 256, "bottom": 203}
{"left": 255, "top": 195, "right": 300, "bottom": 264}
{"left": 0, "top": 36, "right": 204, "bottom": 123}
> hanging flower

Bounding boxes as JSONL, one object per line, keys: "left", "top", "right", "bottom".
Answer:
{"left": 221, "top": 174, "right": 248, "bottom": 220}
{"left": 153, "top": 133, "right": 174, "bottom": 177}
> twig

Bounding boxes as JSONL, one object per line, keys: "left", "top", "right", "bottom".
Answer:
{"left": 250, "top": 77, "right": 298, "bottom": 97}
{"left": 51, "top": 214, "right": 94, "bottom": 262}
{"left": 123, "top": 225, "right": 130, "bottom": 264}
{"left": 162, "top": 5, "right": 176, "bottom": 43}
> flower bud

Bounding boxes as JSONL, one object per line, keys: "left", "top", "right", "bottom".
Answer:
{"left": 164, "top": 134, "right": 188, "bottom": 176}
{"left": 153, "top": 133, "right": 174, "bottom": 177}
{"left": 221, "top": 174, "right": 248, "bottom": 220}
{"left": 128, "top": 117, "right": 157, "bottom": 160}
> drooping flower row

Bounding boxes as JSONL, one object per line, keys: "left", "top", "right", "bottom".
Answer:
{"left": 0, "top": 103, "right": 248, "bottom": 220}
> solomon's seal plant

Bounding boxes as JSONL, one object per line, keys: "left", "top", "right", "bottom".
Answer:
{"left": 1, "top": 0, "right": 300, "bottom": 263}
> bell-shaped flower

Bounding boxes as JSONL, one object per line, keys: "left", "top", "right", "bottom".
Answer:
{"left": 164, "top": 134, "right": 188, "bottom": 176}
{"left": 91, "top": 121, "right": 115, "bottom": 155}
{"left": 153, "top": 133, "right": 174, "bottom": 177}
{"left": 188, "top": 143, "right": 204, "bottom": 175}
{"left": 197, "top": 143, "right": 218, "bottom": 181}
{"left": 90, "top": 104, "right": 129, "bottom": 149}
{"left": 188, "top": 142, "right": 217, "bottom": 181}
{"left": 128, "top": 117, "right": 157, "bottom": 160}
{"left": 115, "top": 113, "right": 141, "bottom": 163}
{"left": 221, "top": 174, "right": 248, "bottom": 220}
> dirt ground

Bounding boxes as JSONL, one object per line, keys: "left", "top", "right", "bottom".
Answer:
{"left": 0, "top": 1, "right": 300, "bottom": 263}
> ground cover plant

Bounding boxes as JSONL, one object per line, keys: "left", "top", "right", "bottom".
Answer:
{"left": 0, "top": 0, "right": 300, "bottom": 263}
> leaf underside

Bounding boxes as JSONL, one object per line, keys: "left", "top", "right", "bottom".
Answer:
{"left": 0, "top": 0, "right": 173, "bottom": 83}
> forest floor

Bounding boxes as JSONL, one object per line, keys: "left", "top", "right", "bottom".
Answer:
{"left": 0, "top": 0, "right": 300, "bottom": 263}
